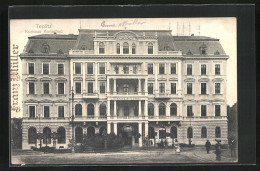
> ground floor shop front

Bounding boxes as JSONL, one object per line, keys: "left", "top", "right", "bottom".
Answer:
{"left": 22, "top": 120, "right": 228, "bottom": 149}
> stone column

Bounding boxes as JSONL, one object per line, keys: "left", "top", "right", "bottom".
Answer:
{"left": 155, "top": 63, "right": 158, "bottom": 94}
{"left": 139, "top": 100, "right": 142, "bottom": 116}
{"left": 95, "top": 62, "right": 98, "bottom": 93}
{"left": 144, "top": 78, "right": 148, "bottom": 95}
{"left": 107, "top": 122, "right": 111, "bottom": 134}
{"left": 138, "top": 122, "right": 142, "bottom": 147}
{"left": 82, "top": 62, "right": 86, "bottom": 93}
{"left": 114, "top": 122, "right": 117, "bottom": 135}
{"left": 178, "top": 61, "right": 182, "bottom": 97}
{"left": 107, "top": 78, "right": 110, "bottom": 94}
{"left": 113, "top": 79, "right": 117, "bottom": 95}
{"left": 107, "top": 100, "right": 110, "bottom": 118}
{"left": 166, "top": 102, "right": 170, "bottom": 118}
{"left": 138, "top": 79, "right": 141, "bottom": 94}
{"left": 95, "top": 102, "right": 99, "bottom": 118}
{"left": 144, "top": 100, "right": 148, "bottom": 118}
{"left": 114, "top": 100, "right": 117, "bottom": 116}
{"left": 145, "top": 122, "right": 149, "bottom": 138}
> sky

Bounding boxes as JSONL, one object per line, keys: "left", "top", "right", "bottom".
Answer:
{"left": 10, "top": 18, "right": 237, "bottom": 118}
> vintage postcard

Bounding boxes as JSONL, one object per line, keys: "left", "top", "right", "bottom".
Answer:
{"left": 10, "top": 18, "right": 237, "bottom": 165}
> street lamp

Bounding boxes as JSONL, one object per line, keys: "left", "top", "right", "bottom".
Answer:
{"left": 188, "top": 112, "right": 194, "bottom": 146}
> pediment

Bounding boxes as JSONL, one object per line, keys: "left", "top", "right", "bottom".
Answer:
{"left": 25, "top": 77, "right": 37, "bottom": 81}
{"left": 74, "top": 77, "right": 83, "bottom": 81}
{"left": 213, "top": 98, "right": 225, "bottom": 102}
{"left": 114, "top": 31, "right": 138, "bottom": 40}
{"left": 184, "top": 78, "right": 195, "bottom": 82}
{"left": 183, "top": 99, "right": 196, "bottom": 103}
{"left": 198, "top": 78, "right": 210, "bottom": 82}
{"left": 98, "top": 77, "right": 106, "bottom": 80}
{"left": 24, "top": 99, "right": 38, "bottom": 103}
{"left": 197, "top": 99, "right": 211, "bottom": 102}
{"left": 54, "top": 99, "right": 68, "bottom": 103}
{"left": 55, "top": 77, "right": 67, "bottom": 82}
{"left": 39, "top": 99, "right": 53, "bottom": 103}
{"left": 148, "top": 78, "right": 155, "bottom": 81}
{"left": 212, "top": 78, "right": 224, "bottom": 82}
{"left": 158, "top": 78, "right": 167, "bottom": 81}
{"left": 40, "top": 77, "right": 52, "bottom": 81}
{"left": 169, "top": 77, "right": 178, "bottom": 81}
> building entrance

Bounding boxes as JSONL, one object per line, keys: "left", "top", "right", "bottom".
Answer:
{"left": 122, "top": 126, "right": 133, "bottom": 146}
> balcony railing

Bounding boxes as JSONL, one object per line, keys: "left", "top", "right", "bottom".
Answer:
{"left": 69, "top": 50, "right": 94, "bottom": 55}
{"left": 155, "top": 93, "right": 170, "bottom": 99}
{"left": 148, "top": 116, "right": 182, "bottom": 120}
{"left": 82, "top": 93, "right": 99, "bottom": 98}
{"left": 158, "top": 51, "right": 182, "bottom": 55}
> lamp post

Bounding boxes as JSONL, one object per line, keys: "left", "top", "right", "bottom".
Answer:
{"left": 188, "top": 112, "right": 194, "bottom": 146}
{"left": 37, "top": 113, "right": 41, "bottom": 148}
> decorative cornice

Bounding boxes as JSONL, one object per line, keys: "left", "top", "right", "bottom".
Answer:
{"left": 198, "top": 78, "right": 210, "bottom": 82}
{"left": 24, "top": 99, "right": 38, "bottom": 103}
{"left": 40, "top": 77, "right": 52, "bottom": 81}
{"left": 184, "top": 78, "right": 195, "bottom": 82}
{"left": 73, "top": 77, "right": 83, "bottom": 81}
{"left": 212, "top": 78, "right": 224, "bottom": 82}
{"left": 25, "top": 77, "right": 38, "bottom": 81}
{"left": 169, "top": 78, "right": 178, "bottom": 81}
{"left": 55, "top": 77, "right": 67, "bottom": 82}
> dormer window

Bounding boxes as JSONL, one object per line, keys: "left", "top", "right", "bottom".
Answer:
{"left": 58, "top": 49, "right": 63, "bottom": 54}
{"left": 123, "top": 42, "right": 129, "bottom": 54}
{"left": 114, "top": 65, "right": 119, "bottom": 74}
{"left": 164, "top": 46, "right": 170, "bottom": 51}
{"left": 81, "top": 45, "right": 87, "bottom": 50}
{"left": 99, "top": 42, "right": 105, "bottom": 54}
{"left": 132, "top": 43, "right": 136, "bottom": 54}
{"left": 116, "top": 43, "right": 120, "bottom": 54}
{"left": 42, "top": 43, "right": 50, "bottom": 53}
{"left": 200, "top": 44, "right": 207, "bottom": 55}
{"left": 28, "top": 49, "right": 34, "bottom": 53}
{"left": 215, "top": 50, "right": 220, "bottom": 55}
{"left": 148, "top": 43, "right": 153, "bottom": 54}
{"left": 187, "top": 50, "right": 192, "bottom": 55}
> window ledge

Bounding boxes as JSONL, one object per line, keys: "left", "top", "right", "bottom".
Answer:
{"left": 199, "top": 94, "right": 209, "bottom": 95}
{"left": 213, "top": 94, "right": 223, "bottom": 95}
{"left": 56, "top": 94, "right": 67, "bottom": 97}
{"left": 186, "top": 94, "right": 194, "bottom": 95}
{"left": 26, "top": 94, "right": 37, "bottom": 97}
{"left": 41, "top": 94, "right": 52, "bottom": 97}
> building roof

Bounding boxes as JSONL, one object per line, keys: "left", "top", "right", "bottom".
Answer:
{"left": 23, "top": 30, "right": 226, "bottom": 55}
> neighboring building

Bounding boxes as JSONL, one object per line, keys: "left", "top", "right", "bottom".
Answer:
{"left": 20, "top": 29, "right": 229, "bottom": 149}
{"left": 11, "top": 118, "right": 22, "bottom": 149}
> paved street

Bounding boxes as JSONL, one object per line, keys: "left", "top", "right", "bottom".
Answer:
{"left": 11, "top": 146, "right": 237, "bottom": 165}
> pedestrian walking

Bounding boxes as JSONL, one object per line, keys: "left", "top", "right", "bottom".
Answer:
{"left": 174, "top": 139, "right": 180, "bottom": 154}
{"left": 215, "top": 140, "right": 222, "bottom": 161}
{"left": 230, "top": 139, "right": 236, "bottom": 157}
{"left": 205, "top": 140, "right": 211, "bottom": 154}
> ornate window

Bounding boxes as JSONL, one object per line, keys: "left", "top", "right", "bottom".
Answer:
{"left": 148, "top": 83, "right": 153, "bottom": 94}
{"left": 201, "top": 105, "right": 207, "bottom": 116}
{"left": 171, "top": 83, "right": 176, "bottom": 94}
{"left": 201, "top": 83, "right": 207, "bottom": 94}
{"left": 29, "top": 106, "right": 35, "bottom": 118}
{"left": 57, "top": 127, "right": 66, "bottom": 144}
{"left": 43, "top": 127, "right": 51, "bottom": 144}
{"left": 123, "top": 42, "right": 129, "bottom": 54}
{"left": 201, "top": 64, "right": 206, "bottom": 75}
{"left": 159, "top": 103, "right": 166, "bottom": 116}
{"left": 75, "top": 82, "right": 81, "bottom": 94}
{"left": 42, "top": 43, "right": 50, "bottom": 53}
{"left": 215, "top": 83, "right": 221, "bottom": 94}
{"left": 170, "top": 103, "right": 177, "bottom": 116}
{"left": 215, "top": 105, "right": 221, "bottom": 116}
{"left": 116, "top": 43, "right": 120, "bottom": 54}
{"left": 58, "top": 106, "right": 64, "bottom": 118}
{"left": 215, "top": 64, "right": 221, "bottom": 75}
{"left": 88, "top": 82, "right": 93, "bottom": 93}
{"left": 87, "top": 103, "right": 94, "bottom": 116}
{"left": 132, "top": 43, "right": 136, "bottom": 54}
{"left": 99, "top": 42, "right": 105, "bottom": 54}
{"left": 148, "top": 103, "right": 154, "bottom": 116}
{"left": 75, "top": 63, "right": 81, "bottom": 74}
{"left": 215, "top": 127, "right": 221, "bottom": 138}
{"left": 44, "top": 106, "right": 50, "bottom": 118}
{"left": 187, "top": 64, "right": 192, "bottom": 75}
{"left": 201, "top": 127, "right": 207, "bottom": 138}
{"left": 28, "top": 63, "right": 34, "bottom": 74}
{"left": 75, "top": 104, "right": 82, "bottom": 116}
{"left": 187, "top": 83, "right": 192, "bottom": 94}
{"left": 148, "top": 43, "right": 153, "bottom": 54}
{"left": 99, "top": 104, "right": 106, "bottom": 116}
{"left": 148, "top": 64, "right": 153, "bottom": 74}
{"left": 187, "top": 106, "right": 193, "bottom": 117}
{"left": 28, "top": 127, "right": 37, "bottom": 144}
{"left": 187, "top": 127, "right": 193, "bottom": 138}
{"left": 159, "top": 64, "right": 165, "bottom": 74}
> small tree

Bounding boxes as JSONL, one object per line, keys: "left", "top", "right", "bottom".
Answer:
{"left": 36, "top": 133, "right": 44, "bottom": 148}
{"left": 51, "top": 132, "right": 60, "bottom": 149}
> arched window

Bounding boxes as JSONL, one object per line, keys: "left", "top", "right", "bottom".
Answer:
{"left": 99, "top": 103, "right": 106, "bottom": 116}
{"left": 99, "top": 126, "right": 106, "bottom": 136}
{"left": 75, "top": 104, "right": 82, "bottom": 116}
{"left": 75, "top": 127, "right": 83, "bottom": 143}
{"left": 116, "top": 43, "right": 120, "bottom": 54}
{"left": 87, "top": 103, "right": 94, "bottom": 116}
{"left": 201, "top": 127, "right": 207, "bottom": 138}
{"left": 87, "top": 126, "right": 95, "bottom": 137}
{"left": 148, "top": 127, "right": 155, "bottom": 139}
{"left": 28, "top": 127, "right": 37, "bottom": 144}
{"left": 187, "top": 127, "right": 193, "bottom": 138}
{"left": 99, "top": 42, "right": 105, "bottom": 54}
{"left": 132, "top": 43, "right": 136, "bottom": 54}
{"left": 215, "top": 127, "right": 221, "bottom": 138}
{"left": 171, "top": 126, "right": 177, "bottom": 139}
{"left": 159, "top": 103, "right": 166, "bottom": 116}
{"left": 148, "top": 103, "right": 154, "bottom": 116}
{"left": 148, "top": 43, "right": 153, "bottom": 54}
{"left": 123, "top": 42, "right": 129, "bottom": 54}
{"left": 170, "top": 103, "right": 177, "bottom": 116}
{"left": 81, "top": 45, "right": 87, "bottom": 50}
{"left": 43, "top": 127, "right": 51, "bottom": 144}
{"left": 57, "top": 127, "right": 66, "bottom": 144}
{"left": 42, "top": 43, "right": 50, "bottom": 53}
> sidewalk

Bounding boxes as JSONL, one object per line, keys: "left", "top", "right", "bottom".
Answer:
{"left": 189, "top": 147, "right": 237, "bottom": 163}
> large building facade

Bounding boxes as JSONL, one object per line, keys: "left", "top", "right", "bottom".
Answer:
{"left": 20, "top": 29, "right": 228, "bottom": 149}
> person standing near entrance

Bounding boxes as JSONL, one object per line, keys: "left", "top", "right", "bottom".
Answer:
{"left": 205, "top": 140, "right": 211, "bottom": 154}
{"left": 215, "top": 140, "right": 222, "bottom": 161}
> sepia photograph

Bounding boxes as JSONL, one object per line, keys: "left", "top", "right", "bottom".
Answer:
{"left": 10, "top": 17, "right": 238, "bottom": 165}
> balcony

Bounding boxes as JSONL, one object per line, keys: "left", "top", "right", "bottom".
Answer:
{"left": 155, "top": 93, "right": 170, "bottom": 99}
{"left": 148, "top": 116, "right": 182, "bottom": 121}
{"left": 107, "top": 115, "right": 147, "bottom": 121}
{"left": 183, "top": 116, "right": 227, "bottom": 121}
{"left": 69, "top": 50, "right": 94, "bottom": 55}
{"left": 73, "top": 115, "right": 107, "bottom": 122}
{"left": 82, "top": 92, "right": 99, "bottom": 99}
{"left": 158, "top": 51, "right": 182, "bottom": 55}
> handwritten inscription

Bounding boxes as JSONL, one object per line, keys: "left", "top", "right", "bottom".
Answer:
{"left": 101, "top": 19, "right": 146, "bottom": 28}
